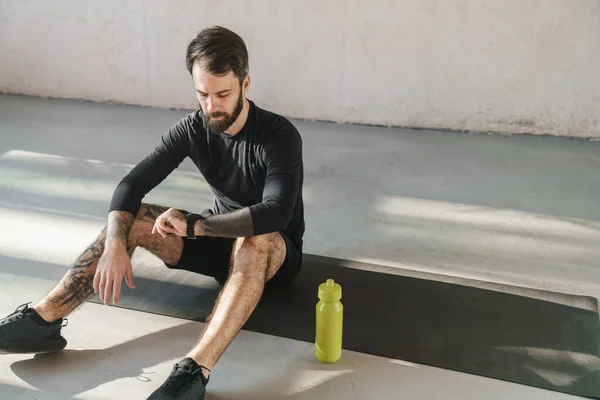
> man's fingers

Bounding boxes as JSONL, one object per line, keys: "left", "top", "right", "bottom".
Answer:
{"left": 103, "top": 277, "right": 112, "bottom": 306}
{"left": 153, "top": 216, "right": 183, "bottom": 238}
{"left": 125, "top": 265, "right": 135, "bottom": 289}
{"left": 98, "top": 277, "right": 104, "bottom": 303}
{"left": 93, "top": 270, "right": 100, "bottom": 293}
{"left": 156, "top": 223, "right": 167, "bottom": 238}
{"left": 162, "top": 224, "right": 178, "bottom": 235}
{"left": 113, "top": 276, "right": 122, "bottom": 305}
{"left": 153, "top": 217, "right": 165, "bottom": 237}
{"left": 153, "top": 216, "right": 165, "bottom": 236}
{"left": 159, "top": 222, "right": 176, "bottom": 237}
{"left": 169, "top": 217, "right": 187, "bottom": 235}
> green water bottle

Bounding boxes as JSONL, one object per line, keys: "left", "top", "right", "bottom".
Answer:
{"left": 315, "top": 278, "right": 343, "bottom": 363}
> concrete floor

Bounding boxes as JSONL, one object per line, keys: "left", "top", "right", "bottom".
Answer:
{"left": 0, "top": 94, "right": 599, "bottom": 399}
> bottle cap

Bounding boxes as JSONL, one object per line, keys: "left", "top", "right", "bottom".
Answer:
{"left": 318, "top": 279, "right": 342, "bottom": 302}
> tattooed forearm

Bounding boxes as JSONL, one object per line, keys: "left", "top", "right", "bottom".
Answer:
{"left": 196, "top": 208, "right": 255, "bottom": 238}
{"left": 106, "top": 210, "right": 135, "bottom": 242}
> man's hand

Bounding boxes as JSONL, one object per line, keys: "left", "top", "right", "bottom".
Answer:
{"left": 93, "top": 243, "right": 135, "bottom": 305}
{"left": 152, "top": 208, "right": 187, "bottom": 238}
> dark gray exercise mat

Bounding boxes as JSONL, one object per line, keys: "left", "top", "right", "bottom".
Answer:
{"left": 89, "top": 254, "right": 600, "bottom": 398}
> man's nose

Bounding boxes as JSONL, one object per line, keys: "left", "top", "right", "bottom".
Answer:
{"left": 206, "top": 96, "right": 220, "bottom": 114}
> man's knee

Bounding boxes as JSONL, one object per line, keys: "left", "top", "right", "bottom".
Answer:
{"left": 127, "top": 212, "right": 183, "bottom": 265}
{"left": 234, "top": 233, "right": 283, "bottom": 256}
{"left": 232, "top": 233, "right": 286, "bottom": 277}
{"left": 127, "top": 206, "right": 165, "bottom": 250}
{"left": 129, "top": 204, "right": 168, "bottom": 246}
{"left": 126, "top": 219, "right": 149, "bottom": 251}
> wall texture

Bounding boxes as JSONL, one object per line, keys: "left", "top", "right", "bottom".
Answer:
{"left": 1, "top": 0, "right": 599, "bottom": 138}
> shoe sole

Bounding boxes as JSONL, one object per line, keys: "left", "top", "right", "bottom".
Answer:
{"left": 0, "top": 336, "right": 67, "bottom": 354}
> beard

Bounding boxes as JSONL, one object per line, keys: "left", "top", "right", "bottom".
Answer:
{"left": 200, "top": 91, "right": 244, "bottom": 134}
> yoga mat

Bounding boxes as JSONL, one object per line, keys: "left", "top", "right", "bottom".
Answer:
{"left": 89, "top": 254, "right": 600, "bottom": 398}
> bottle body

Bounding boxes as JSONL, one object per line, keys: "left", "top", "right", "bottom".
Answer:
{"left": 315, "top": 279, "right": 343, "bottom": 363}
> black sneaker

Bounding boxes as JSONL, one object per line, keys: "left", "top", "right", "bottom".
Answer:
{"left": 147, "top": 357, "right": 209, "bottom": 400}
{"left": 0, "top": 302, "right": 67, "bottom": 354}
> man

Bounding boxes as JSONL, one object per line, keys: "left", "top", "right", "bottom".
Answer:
{"left": 0, "top": 26, "right": 304, "bottom": 400}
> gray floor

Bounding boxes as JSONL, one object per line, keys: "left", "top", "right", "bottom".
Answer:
{"left": 0, "top": 94, "right": 599, "bottom": 399}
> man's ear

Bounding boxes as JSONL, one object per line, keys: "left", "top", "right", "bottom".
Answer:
{"left": 242, "top": 75, "right": 251, "bottom": 93}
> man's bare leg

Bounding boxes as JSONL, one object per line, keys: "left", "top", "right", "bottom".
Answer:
{"left": 186, "top": 233, "right": 287, "bottom": 379}
{"left": 32, "top": 226, "right": 107, "bottom": 323}
{"left": 33, "top": 204, "right": 184, "bottom": 323}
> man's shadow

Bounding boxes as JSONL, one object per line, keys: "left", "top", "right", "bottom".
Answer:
{"left": 9, "top": 321, "right": 201, "bottom": 398}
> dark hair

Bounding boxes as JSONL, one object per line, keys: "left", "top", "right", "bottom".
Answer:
{"left": 186, "top": 26, "right": 249, "bottom": 83}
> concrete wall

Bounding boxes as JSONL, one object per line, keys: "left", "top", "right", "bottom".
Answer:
{"left": 1, "top": 0, "right": 599, "bottom": 138}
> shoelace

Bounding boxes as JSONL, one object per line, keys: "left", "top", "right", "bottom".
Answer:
{"left": 4, "top": 302, "right": 31, "bottom": 323}
{"left": 2, "top": 302, "right": 69, "bottom": 327}
{"left": 166, "top": 362, "right": 210, "bottom": 393}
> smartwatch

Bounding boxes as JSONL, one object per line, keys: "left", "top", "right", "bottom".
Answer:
{"left": 185, "top": 212, "right": 203, "bottom": 239}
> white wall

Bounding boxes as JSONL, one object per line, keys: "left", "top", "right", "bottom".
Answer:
{"left": 1, "top": 0, "right": 599, "bottom": 138}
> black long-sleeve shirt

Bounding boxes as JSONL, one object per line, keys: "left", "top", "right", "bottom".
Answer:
{"left": 109, "top": 100, "right": 305, "bottom": 248}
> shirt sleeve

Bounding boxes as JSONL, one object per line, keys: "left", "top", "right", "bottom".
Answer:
{"left": 108, "top": 116, "right": 193, "bottom": 216}
{"left": 248, "top": 121, "right": 302, "bottom": 235}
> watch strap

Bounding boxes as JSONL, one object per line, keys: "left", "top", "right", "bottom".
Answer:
{"left": 185, "top": 213, "right": 202, "bottom": 239}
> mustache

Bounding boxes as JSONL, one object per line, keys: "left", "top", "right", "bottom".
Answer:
{"left": 208, "top": 112, "right": 227, "bottom": 118}
{"left": 197, "top": 103, "right": 227, "bottom": 118}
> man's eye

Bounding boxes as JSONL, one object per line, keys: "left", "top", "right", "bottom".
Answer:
{"left": 218, "top": 93, "right": 228, "bottom": 98}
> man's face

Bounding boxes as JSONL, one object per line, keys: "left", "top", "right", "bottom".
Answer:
{"left": 192, "top": 65, "right": 248, "bottom": 133}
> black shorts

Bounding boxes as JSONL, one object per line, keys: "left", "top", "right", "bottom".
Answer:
{"left": 164, "top": 232, "right": 303, "bottom": 288}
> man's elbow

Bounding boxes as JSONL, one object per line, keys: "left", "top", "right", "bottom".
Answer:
{"left": 263, "top": 200, "right": 294, "bottom": 233}
{"left": 275, "top": 212, "right": 292, "bottom": 233}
